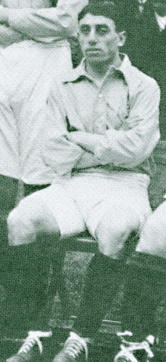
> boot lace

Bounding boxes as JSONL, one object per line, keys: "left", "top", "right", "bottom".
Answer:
{"left": 114, "top": 331, "right": 154, "bottom": 362}
{"left": 63, "top": 332, "right": 89, "bottom": 361}
{"left": 18, "top": 330, "right": 52, "bottom": 355}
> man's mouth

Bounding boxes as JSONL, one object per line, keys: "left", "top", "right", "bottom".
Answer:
{"left": 86, "top": 48, "right": 102, "bottom": 55}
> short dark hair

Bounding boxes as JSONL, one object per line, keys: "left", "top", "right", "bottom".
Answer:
{"left": 78, "top": 1, "right": 126, "bottom": 32}
{"left": 52, "top": 0, "right": 58, "bottom": 6}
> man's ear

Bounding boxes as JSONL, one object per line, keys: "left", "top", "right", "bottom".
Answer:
{"left": 118, "top": 31, "right": 126, "bottom": 47}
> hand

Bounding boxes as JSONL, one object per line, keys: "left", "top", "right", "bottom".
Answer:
{"left": 0, "top": 5, "right": 9, "bottom": 24}
{"left": 124, "top": 116, "right": 143, "bottom": 130}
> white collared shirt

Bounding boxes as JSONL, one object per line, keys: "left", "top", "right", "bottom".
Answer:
{"left": 41, "top": 54, "right": 160, "bottom": 181}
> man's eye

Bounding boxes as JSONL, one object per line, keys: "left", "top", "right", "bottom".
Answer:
{"left": 80, "top": 26, "right": 91, "bottom": 35}
{"left": 96, "top": 26, "right": 110, "bottom": 36}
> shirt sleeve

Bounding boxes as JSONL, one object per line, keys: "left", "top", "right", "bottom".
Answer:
{"left": 7, "top": 0, "right": 88, "bottom": 39}
{"left": 0, "top": 24, "right": 25, "bottom": 47}
{"left": 42, "top": 84, "right": 84, "bottom": 178}
{"left": 92, "top": 78, "right": 160, "bottom": 168}
{"left": 74, "top": 151, "right": 103, "bottom": 169}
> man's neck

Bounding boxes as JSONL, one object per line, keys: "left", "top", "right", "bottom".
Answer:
{"left": 85, "top": 54, "right": 122, "bottom": 81}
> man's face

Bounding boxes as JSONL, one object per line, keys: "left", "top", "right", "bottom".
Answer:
{"left": 78, "top": 14, "right": 125, "bottom": 64}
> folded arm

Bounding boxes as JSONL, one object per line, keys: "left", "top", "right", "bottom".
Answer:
{"left": 74, "top": 150, "right": 103, "bottom": 169}
{"left": 68, "top": 79, "right": 160, "bottom": 168}
{"left": 0, "top": 0, "right": 88, "bottom": 39}
{"left": 44, "top": 129, "right": 103, "bottom": 175}
{"left": 42, "top": 86, "right": 84, "bottom": 178}
{"left": 0, "top": 23, "right": 24, "bottom": 46}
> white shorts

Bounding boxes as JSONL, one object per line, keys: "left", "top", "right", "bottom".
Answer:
{"left": 34, "top": 172, "right": 151, "bottom": 238}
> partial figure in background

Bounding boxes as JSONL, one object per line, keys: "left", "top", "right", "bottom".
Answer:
{"left": 115, "top": 196, "right": 166, "bottom": 362}
{"left": 123, "top": 0, "right": 166, "bottom": 139}
{"left": 0, "top": 0, "right": 87, "bottom": 341}
{"left": 0, "top": 0, "right": 56, "bottom": 47}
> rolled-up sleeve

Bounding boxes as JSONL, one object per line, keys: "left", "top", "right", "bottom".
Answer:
{"left": 8, "top": 0, "right": 88, "bottom": 39}
{"left": 42, "top": 86, "right": 84, "bottom": 177}
{"left": 93, "top": 79, "right": 160, "bottom": 168}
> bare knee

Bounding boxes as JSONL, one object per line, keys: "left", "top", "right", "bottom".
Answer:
{"left": 8, "top": 198, "right": 40, "bottom": 246}
{"left": 7, "top": 195, "right": 59, "bottom": 246}
{"left": 96, "top": 204, "right": 140, "bottom": 258}
{"left": 137, "top": 202, "right": 166, "bottom": 257}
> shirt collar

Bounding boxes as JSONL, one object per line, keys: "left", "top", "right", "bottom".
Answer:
{"left": 63, "top": 54, "right": 133, "bottom": 86}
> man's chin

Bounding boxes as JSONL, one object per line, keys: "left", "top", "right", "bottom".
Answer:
{"left": 86, "top": 55, "right": 106, "bottom": 63}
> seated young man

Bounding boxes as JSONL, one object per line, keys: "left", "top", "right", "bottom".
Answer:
{"left": 0, "top": 0, "right": 87, "bottom": 339}
{"left": 6, "top": 2, "right": 160, "bottom": 361}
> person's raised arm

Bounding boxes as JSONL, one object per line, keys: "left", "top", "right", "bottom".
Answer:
{"left": 0, "top": 0, "right": 88, "bottom": 39}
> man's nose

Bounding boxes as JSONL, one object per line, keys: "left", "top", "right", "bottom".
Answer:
{"left": 88, "top": 28, "right": 97, "bottom": 44}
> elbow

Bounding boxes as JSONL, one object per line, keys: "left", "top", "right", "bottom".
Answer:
{"left": 115, "top": 144, "right": 160, "bottom": 169}
{"left": 116, "top": 129, "right": 160, "bottom": 168}
{"left": 93, "top": 141, "right": 142, "bottom": 167}
{"left": 95, "top": 143, "right": 160, "bottom": 170}
{"left": 93, "top": 127, "right": 160, "bottom": 168}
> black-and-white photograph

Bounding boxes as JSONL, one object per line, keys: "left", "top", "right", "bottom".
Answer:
{"left": 0, "top": 0, "right": 165, "bottom": 361}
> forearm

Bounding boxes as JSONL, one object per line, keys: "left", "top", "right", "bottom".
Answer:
{"left": 68, "top": 108, "right": 160, "bottom": 169}
{"left": 77, "top": 125, "right": 159, "bottom": 168}
{"left": 68, "top": 132, "right": 103, "bottom": 154}
{"left": 0, "top": 24, "right": 24, "bottom": 46}
{"left": 94, "top": 124, "right": 160, "bottom": 168}
{"left": 43, "top": 133, "right": 84, "bottom": 176}
{"left": 73, "top": 81, "right": 160, "bottom": 168}
{"left": 74, "top": 150, "right": 103, "bottom": 169}
{"left": 0, "top": 0, "right": 88, "bottom": 38}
